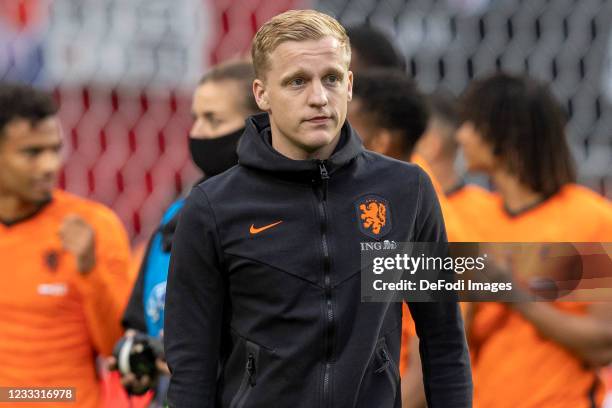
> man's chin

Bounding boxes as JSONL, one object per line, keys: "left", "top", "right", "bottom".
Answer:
{"left": 28, "top": 190, "right": 54, "bottom": 205}
{"left": 301, "top": 129, "right": 340, "bottom": 149}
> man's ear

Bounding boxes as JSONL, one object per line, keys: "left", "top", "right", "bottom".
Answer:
{"left": 253, "top": 79, "right": 270, "bottom": 111}
{"left": 347, "top": 70, "right": 353, "bottom": 102}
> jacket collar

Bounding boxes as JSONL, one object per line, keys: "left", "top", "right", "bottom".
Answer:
{"left": 237, "top": 113, "right": 363, "bottom": 180}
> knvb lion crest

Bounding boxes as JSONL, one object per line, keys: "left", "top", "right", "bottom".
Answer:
{"left": 356, "top": 195, "right": 392, "bottom": 239}
{"left": 43, "top": 250, "right": 59, "bottom": 273}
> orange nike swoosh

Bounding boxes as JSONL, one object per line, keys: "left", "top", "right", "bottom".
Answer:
{"left": 249, "top": 220, "right": 283, "bottom": 235}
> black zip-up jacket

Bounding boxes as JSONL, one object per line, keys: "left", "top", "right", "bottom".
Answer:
{"left": 165, "top": 113, "right": 472, "bottom": 408}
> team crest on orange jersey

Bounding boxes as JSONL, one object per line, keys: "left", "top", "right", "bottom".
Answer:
{"left": 44, "top": 250, "right": 59, "bottom": 272}
{"left": 356, "top": 195, "right": 392, "bottom": 239}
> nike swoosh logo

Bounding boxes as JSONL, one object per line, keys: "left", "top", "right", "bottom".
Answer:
{"left": 250, "top": 220, "right": 283, "bottom": 235}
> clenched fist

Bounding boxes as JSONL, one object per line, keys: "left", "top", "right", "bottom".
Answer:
{"left": 59, "top": 214, "right": 96, "bottom": 274}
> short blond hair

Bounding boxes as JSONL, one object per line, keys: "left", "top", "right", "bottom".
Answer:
{"left": 251, "top": 9, "right": 351, "bottom": 79}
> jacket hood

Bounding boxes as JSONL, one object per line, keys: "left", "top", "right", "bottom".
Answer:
{"left": 237, "top": 113, "right": 363, "bottom": 179}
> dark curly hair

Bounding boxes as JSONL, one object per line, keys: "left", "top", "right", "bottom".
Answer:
{"left": 352, "top": 69, "right": 429, "bottom": 157}
{"left": 346, "top": 25, "right": 405, "bottom": 72}
{"left": 460, "top": 72, "right": 575, "bottom": 197}
{"left": 0, "top": 82, "right": 58, "bottom": 140}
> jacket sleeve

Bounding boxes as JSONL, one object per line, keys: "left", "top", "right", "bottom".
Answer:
{"left": 407, "top": 169, "right": 473, "bottom": 408}
{"left": 164, "top": 186, "right": 225, "bottom": 407}
{"left": 75, "top": 207, "right": 132, "bottom": 356}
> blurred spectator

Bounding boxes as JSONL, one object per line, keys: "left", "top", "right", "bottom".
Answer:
{"left": 348, "top": 68, "right": 474, "bottom": 408}
{"left": 458, "top": 72, "right": 612, "bottom": 408}
{"left": 414, "top": 90, "right": 495, "bottom": 224}
{"left": 348, "top": 68, "right": 474, "bottom": 241}
{"left": 414, "top": 90, "right": 462, "bottom": 192}
{"left": 348, "top": 68, "right": 426, "bottom": 155}
{"left": 346, "top": 24, "right": 405, "bottom": 74}
{"left": 110, "top": 60, "right": 259, "bottom": 406}
{"left": 0, "top": 82, "right": 131, "bottom": 407}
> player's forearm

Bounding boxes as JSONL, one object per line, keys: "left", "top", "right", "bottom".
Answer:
{"left": 512, "top": 302, "right": 612, "bottom": 366}
{"left": 80, "top": 264, "right": 129, "bottom": 355}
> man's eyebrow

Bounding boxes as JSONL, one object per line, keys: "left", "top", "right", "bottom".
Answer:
{"left": 281, "top": 66, "right": 346, "bottom": 84}
{"left": 280, "top": 69, "right": 311, "bottom": 84}
{"left": 324, "top": 67, "right": 345, "bottom": 78}
{"left": 19, "top": 141, "right": 63, "bottom": 151}
{"left": 191, "top": 111, "right": 218, "bottom": 119}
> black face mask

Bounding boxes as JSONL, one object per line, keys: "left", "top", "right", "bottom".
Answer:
{"left": 189, "top": 127, "right": 243, "bottom": 178}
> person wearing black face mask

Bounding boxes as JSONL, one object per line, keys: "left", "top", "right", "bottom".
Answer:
{"left": 109, "top": 60, "right": 260, "bottom": 406}
{"left": 189, "top": 128, "right": 242, "bottom": 178}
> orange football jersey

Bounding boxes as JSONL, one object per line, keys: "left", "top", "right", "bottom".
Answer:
{"left": 400, "top": 156, "right": 486, "bottom": 375}
{"left": 469, "top": 184, "right": 612, "bottom": 408}
{"left": 447, "top": 183, "right": 496, "bottom": 229}
{"left": 0, "top": 189, "right": 131, "bottom": 408}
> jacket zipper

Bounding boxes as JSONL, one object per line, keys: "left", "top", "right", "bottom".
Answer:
{"left": 230, "top": 348, "right": 257, "bottom": 408}
{"left": 246, "top": 353, "right": 256, "bottom": 386}
{"left": 377, "top": 342, "right": 399, "bottom": 398}
{"left": 316, "top": 160, "right": 334, "bottom": 408}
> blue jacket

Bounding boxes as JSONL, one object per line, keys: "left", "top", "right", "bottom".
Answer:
{"left": 122, "top": 199, "right": 184, "bottom": 337}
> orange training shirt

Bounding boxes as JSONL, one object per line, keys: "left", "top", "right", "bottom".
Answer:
{"left": 0, "top": 189, "right": 131, "bottom": 408}
{"left": 400, "top": 156, "right": 485, "bottom": 375}
{"left": 447, "top": 183, "right": 497, "bottom": 229}
{"left": 469, "top": 184, "right": 612, "bottom": 408}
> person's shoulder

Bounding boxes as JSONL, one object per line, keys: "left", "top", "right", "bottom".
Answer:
{"left": 450, "top": 184, "right": 497, "bottom": 207}
{"left": 161, "top": 199, "right": 186, "bottom": 224}
{"left": 560, "top": 184, "right": 611, "bottom": 204}
{"left": 193, "top": 166, "right": 242, "bottom": 196}
{"left": 179, "top": 166, "right": 245, "bottom": 213}
{"left": 360, "top": 150, "right": 427, "bottom": 180}
{"left": 52, "top": 189, "right": 126, "bottom": 231}
{"left": 549, "top": 184, "right": 612, "bottom": 238}
{"left": 552, "top": 184, "right": 612, "bottom": 216}
{"left": 52, "top": 189, "right": 112, "bottom": 214}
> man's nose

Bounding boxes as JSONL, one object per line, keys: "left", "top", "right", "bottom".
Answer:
{"left": 38, "top": 150, "right": 61, "bottom": 175}
{"left": 308, "top": 80, "right": 329, "bottom": 107}
{"left": 190, "top": 119, "right": 210, "bottom": 139}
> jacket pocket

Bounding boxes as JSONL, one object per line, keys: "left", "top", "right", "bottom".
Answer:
{"left": 229, "top": 340, "right": 259, "bottom": 408}
{"left": 375, "top": 338, "right": 400, "bottom": 398}
{"left": 354, "top": 336, "right": 401, "bottom": 408}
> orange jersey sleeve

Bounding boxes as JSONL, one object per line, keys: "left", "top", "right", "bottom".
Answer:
{"left": 402, "top": 156, "right": 476, "bottom": 377}
{"left": 72, "top": 197, "right": 132, "bottom": 356}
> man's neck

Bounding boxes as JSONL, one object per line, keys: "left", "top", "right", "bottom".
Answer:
{"left": 427, "top": 157, "right": 460, "bottom": 193}
{"left": 491, "top": 170, "right": 543, "bottom": 213}
{"left": 0, "top": 194, "right": 41, "bottom": 224}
